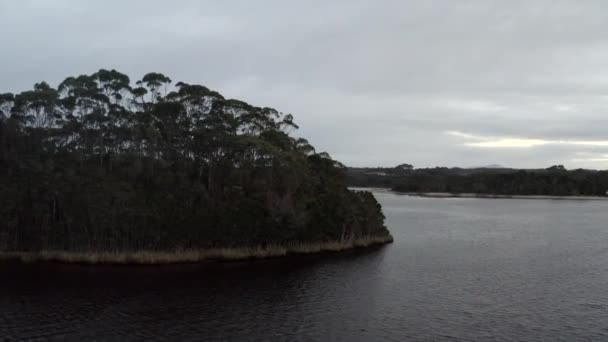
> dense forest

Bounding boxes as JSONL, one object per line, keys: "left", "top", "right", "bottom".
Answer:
{"left": 348, "top": 165, "right": 608, "bottom": 196}
{"left": 0, "top": 69, "right": 390, "bottom": 254}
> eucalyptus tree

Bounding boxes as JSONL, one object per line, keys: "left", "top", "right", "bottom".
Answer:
{"left": 12, "top": 82, "right": 60, "bottom": 128}
{"left": 0, "top": 93, "right": 14, "bottom": 120}
{"left": 92, "top": 69, "right": 131, "bottom": 104}
{"left": 137, "top": 72, "right": 172, "bottom": 104}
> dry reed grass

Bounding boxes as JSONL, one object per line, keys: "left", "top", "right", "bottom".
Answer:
{"left": 0, "top": 234, "right": 393, "bottom": 265}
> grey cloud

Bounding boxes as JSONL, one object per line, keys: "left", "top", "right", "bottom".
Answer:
{"left": 1, "top": 0, "right": 608, "bottom": 169}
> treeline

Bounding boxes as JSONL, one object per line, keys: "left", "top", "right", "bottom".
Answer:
{"left": 348, "top": 165, "right": 608, "bottom": 196}
{"left": 0, "top": 69, "right": 390, "bottom": 252}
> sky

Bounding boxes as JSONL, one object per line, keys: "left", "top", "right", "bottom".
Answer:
{"left": 1, "top": 1, "right": 608, "bottom": 169}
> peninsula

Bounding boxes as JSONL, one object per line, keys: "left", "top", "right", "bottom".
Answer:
{"left": 0, "top": 70, "right": 392, "bottom": 264}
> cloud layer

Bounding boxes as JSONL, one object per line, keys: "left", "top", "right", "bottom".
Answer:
{"left": 1, "top": 0, "right": 607, "bottom": 169}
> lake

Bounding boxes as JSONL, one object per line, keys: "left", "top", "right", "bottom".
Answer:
{"left": 2, "top": 189, "right": 608, "bottom": 341}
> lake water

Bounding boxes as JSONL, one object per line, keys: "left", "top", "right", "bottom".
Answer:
{"left": 2, "top": 189, "right": 608, "bottom": 341}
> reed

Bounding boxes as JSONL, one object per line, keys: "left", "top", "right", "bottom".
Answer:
{"left": 0, "top": 235, "right": 393, "bottom": 265}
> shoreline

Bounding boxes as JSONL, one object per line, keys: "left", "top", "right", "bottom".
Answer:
{"left": 0, "top": 235, "right": 393, "bottom": 265}
{"left": 399, "top": 191, "right": 608, "bottom": 200}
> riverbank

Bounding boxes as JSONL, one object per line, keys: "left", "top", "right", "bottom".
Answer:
{"left": 0, "top": 235, "right": 393, "bottom": 265}
{"left": 401, "top": 192, "right": 608, "bottom": 200}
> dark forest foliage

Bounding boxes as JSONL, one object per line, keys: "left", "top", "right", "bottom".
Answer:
{"left": 348, "top": 165, "right": 608, "bottom": 196}
{"left": 0, "top": 69, "right": 389, "bottom": 252}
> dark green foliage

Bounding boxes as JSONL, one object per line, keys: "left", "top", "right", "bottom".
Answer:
{"left": 348, "top": 165, "right": 608, "bottom": 196}
{"left": 0, "top": 70, "right": 389, "bottom": 252}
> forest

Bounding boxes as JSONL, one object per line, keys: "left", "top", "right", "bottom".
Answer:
{"left": 348, "top": 165, "right": 608, "bottom": 196}
{"left": 0, "top": 69, "right": 391, "bottom": 255}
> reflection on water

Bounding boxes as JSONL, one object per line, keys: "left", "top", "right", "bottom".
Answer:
{"left": 2, "top": 190, "right": 608, "bottom": 341}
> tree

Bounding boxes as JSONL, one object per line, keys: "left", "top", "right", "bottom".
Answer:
{"left": 12, "top": 82, "right": 60, "bottom": 128}
{"left": 547, "top": 165, "right": 567, "bottom": 172}
{"left": 92, "top": 69, "right": 131, "bottom": 103}
{"left": 0, "top": 93, "right": 14, "bottom": 119}
{"left": 137, "top": 72, "right": 172, "bottom": 103}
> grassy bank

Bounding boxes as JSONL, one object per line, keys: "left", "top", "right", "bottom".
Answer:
{"left": 0, "top": 235, "right": 393, "bottom": 265}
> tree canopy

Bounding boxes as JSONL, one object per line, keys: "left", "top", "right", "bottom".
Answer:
{"left": 0, "top": 69, "right": 390, "bottom": 252}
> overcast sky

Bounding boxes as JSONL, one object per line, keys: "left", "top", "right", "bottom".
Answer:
{"left": 2, "top": 1, "right": 608, "bottom": 169}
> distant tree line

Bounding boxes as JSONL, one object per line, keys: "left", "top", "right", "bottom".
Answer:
{"left": 0, "top": 69, "right": 389, "bottom": 252}
{"left": 348, "top": 165, "right": 608, "bottom": 196}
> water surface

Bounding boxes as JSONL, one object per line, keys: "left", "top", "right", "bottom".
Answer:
{"left": 2, "top": 190, "right": 608, "bottom": 341}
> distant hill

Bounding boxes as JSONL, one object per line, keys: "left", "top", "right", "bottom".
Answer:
{"left": 471, "top": 164, "right": 507, "bottom": 169}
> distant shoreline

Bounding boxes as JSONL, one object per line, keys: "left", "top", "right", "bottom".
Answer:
{"left": 399, "top": 191, "right": 608, "bottom": 200}
{"left": 0, "top": 235, "right": 393, "bottom": 265}
{"left": 349, "top": 187, "right": 608, "bottom": 200}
